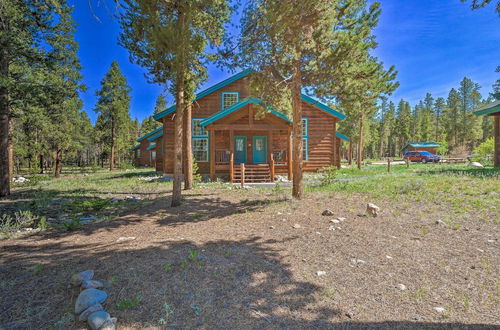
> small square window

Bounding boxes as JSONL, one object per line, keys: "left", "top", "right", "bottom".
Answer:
{"left": 222, "top": 92, "right": 239, "bottom": 110}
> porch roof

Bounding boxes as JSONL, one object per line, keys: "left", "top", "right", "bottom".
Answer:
{"left": 335, "top": 132, "right": 349, "bottom": 141}
{"left": 200, "top": 97, "right": 291, "bottom": 127}
{"left": 148, "top": 131, "right": 163, "bottom": 142}
{"left": 130, "top": 144, "right": 140, "bottom": 151}
{"left": 146, "top": 143, "right": 156, "bottom": 151}
{"left": 136, "top": 126, "right": 163, "bottom": 142}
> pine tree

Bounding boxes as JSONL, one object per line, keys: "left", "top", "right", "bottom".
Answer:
{"left": 119, "top": 0, "right": 231, "bottom": 206}
{"left": 444, "top": 88, "right": 461, "bottom": 147}
{"left": 45, "top": 3, "right": 86, "bottom": 177}
{"left": 140, "top": 94, "right": 166, "bottom": 135}
{"left": 94, "top": 61, "right": 132, "bottom": 171}
{"left": 433, "top": 97, "right": 446, "bottom": 141}
{"left": 396, "top": 99, "right": 411, "bottom": 151}
{"left": 457, "top": 77, "right": 482, "bottom": 147}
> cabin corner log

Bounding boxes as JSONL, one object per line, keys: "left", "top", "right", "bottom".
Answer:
{"left": 240, "top": 163, "right": 245, "bottom": 187}
{"left": 229, "top": 152, "right": 234, "bottom": 183}
{"left": 270, "top": 154, "right": 275, "bottom": 182}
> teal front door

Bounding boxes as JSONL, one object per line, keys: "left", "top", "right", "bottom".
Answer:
{"left": 252, "top": 136, "right": 267, "bottom": 163}
{"left": 234, "top": 136, "right": 247, "bottom": 163}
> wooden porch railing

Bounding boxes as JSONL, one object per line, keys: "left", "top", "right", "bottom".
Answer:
{"left": 240, "top": 163, "right": 245, "bottom": 187}
{"left": 215, "top": 149, "right": 231, "bottom": 165}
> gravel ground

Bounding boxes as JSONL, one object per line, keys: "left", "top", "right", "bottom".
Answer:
{"left": 0, "top": 185, "right": 499, "bottom": 329}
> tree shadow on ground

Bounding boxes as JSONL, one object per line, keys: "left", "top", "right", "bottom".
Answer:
{"left": 1, "top": 235, "right": 496, "bottom": 329}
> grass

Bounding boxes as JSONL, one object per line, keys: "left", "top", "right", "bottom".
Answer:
{"left": 117, "top": 296, "right": 142, "bottom": 310}
{"left": 306, "top": 164, "right": 500, "bottom": 219}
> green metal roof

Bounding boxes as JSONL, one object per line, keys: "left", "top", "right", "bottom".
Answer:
{"left": 335, "top": 132, "right": 349, "bottom": 141}
{"left": 301, "top": 94, "right": 346, "bottom": 120}
{"left": 153, "top": 69, "right": 253, "bottom": 121}
{"left": 136, "top": 126, "right": 163, "bottom": 142}
{"left": 148, "top": 131, "right": 163, "bottom": 142}
{"left": 474, "top": 100, "right": 500, "bottom": 116}
{"left": 146, "top": 143, "right": 156, "bottom": 151}
{"left": 130, "top": 144, "right": 140, "bottom": 151}
{"left": 200, "top": 97, "right": 291, "bottom": 127}
{"left": 403, "top": 142, "right": 440, "bottom": 149}
{"left": 152, "top": 70, "right": 347, "bottom": 121}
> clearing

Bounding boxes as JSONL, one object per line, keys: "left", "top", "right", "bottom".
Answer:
{"left": 0, "top": 165, "right": 499, "bottom": 329}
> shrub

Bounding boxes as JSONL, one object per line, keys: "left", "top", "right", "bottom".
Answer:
{"left": 472, "top": 137, "right": 494, "bottom": 163}
{"left": 62, "top": 219, "right": 81, "bottom": 231}
{"left": 120, "top": 162, "right": 135, "bottom": 170}
{"left": 192, "top": 158, "right": 202, "bottom": 185}
{"left": 0, "top": 210, "right": 38, "bottom": 235}
{"left": 319, "top": 166, "right": 338, "bottom": 186}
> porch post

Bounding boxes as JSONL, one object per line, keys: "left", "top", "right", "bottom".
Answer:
{"left": 287, "top": 128, "right": 293, "bottom": 180}
{"left": 267, "top": 130, "right": 272, "bottom": 163}
{"left": 229, "top": 129, "right": 234, "bottom": 182}
{"left": 495, "top": 115, "right": 500, "bottom": 167}
{"left": 210, "top": 129, "right": 215, "bottom": 181}
{"left": 332, "top": 126, "right": 337, "bottom": 168}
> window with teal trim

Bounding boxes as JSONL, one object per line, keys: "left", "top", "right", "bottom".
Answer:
{"left": 221, "top": 92, "right": 239, "bottom": 110}
{"left": 302, "top": 118, "right": 308, "bottom": 161}
{"left": 192, "top": 118, "right": 209, "bottom": 161}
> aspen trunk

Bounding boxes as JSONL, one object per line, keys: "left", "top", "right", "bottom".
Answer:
{"left": 0, "top": 47, "right": 10, "bottom": 197}
{"left": 348, "top": 140, "right": 352, "bottom": 165}
{"left": 291, "top": 61, "right": 303, "bottom": 199}
{"left": 183, "top": 103, "right": 193, "bottom": 189}
{"left": 39, "top": 154, "right": 44, "bottom": 174}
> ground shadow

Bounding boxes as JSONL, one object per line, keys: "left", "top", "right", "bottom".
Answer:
{"left": 1, "top": 234, "right": 497, "bottom": 329}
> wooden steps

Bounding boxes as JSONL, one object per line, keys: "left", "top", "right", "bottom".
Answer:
{"left": 233, "top": 164, "right": 272, "bottom": 183}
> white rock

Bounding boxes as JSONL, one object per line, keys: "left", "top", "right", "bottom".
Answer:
{"left": 316, "top": 271, "right": 327, "bottom": 276}
{"left": 336, "top": 217, "right": 346, "bottom": 222}
{"left": 476, "top": 248, "right": 484, "bottom": 253}
{"left": 116, "top": 237, "right": 136, "bottom": 242}
{"left": 435, "top": 219, "right": 445, "bottom": 225}
{"left": 487, "top": 239, "right": 494, "bottom": 243}
{"left": 71, "top": 270, "right": 94, "bottom": 286}
{"left": 351, "top": 259, "right": 366, "bottom": 266}
{"left": 468, "top": 162, "right": 484, "bottom": 168}
{"left": 386, "top": 255, "right": 393, "bottom": 259}
{"left": 293, "top": 224, "right": 301, "bottom": 229}
{"left": 329, "top": 219, "right": 340, "bottom": 224}
{"left": 366, "top": 203, "right": 380, "bottom": 217}
{"left": 433, "top": 307, "right": 445, "bottom": 313}
{"left": 397, "top": 284, "right": 407, "bottom": 291}
{"left": 328, "top": 225, "right": 336, "bottom": 231}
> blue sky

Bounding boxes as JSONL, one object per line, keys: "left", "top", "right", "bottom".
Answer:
{"left": 71, "top": 0, "right": 499, "bottom": 124}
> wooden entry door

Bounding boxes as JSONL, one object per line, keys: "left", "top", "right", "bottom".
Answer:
{"left": 234, "top": 136, "right": 247, "bottom": 163}
{"left": 253, "top": 136, "right": 267, "bottom": 163}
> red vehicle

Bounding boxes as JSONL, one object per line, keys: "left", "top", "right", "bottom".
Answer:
{"left": 403, "top": 151, "right": 440, "bottom": 163}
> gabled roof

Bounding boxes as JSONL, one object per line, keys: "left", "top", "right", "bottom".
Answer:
{"left": 301, "top": 94, "right": 346, "bottom": 120}
{"left": 131, "top": 144, "right": 140, "bottom": 151}
{"left": 148, "top": 130, "right": 163, "bottom": 142}
{"left": 474, "top": 100, "right": 500, "bottom": 116}
{"left": 200, "top": 97, "right": 291, "bottom": 127}
{"left": 403, "top": 142, "right": 439, "bottom": 148}
{"left": 153, "top": 69, "right": 253, "bottom": 121}
{"left": 335, "top": 132, "right": 349, "bottom": 141}
{"left": 136, "top": 126, "right": 163, "bottom": 142}
{"left": 153, "top": 69, "right": 346, "bottom": 121}
{"left": 146, "top": 143, "right": 156, "bottom": 151}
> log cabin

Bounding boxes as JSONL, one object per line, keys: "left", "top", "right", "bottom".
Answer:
{"left": 474, "top": 92, "right": 500, "bottom": 167}
{"left": 131, "top": 126, "right": 162, "bottom": 167}
{"left": 151, "top": 70, "right": 348, "bottom": 182}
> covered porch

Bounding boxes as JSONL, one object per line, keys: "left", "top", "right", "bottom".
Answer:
{"left": 201, "top": 97, "right": 293, "bottom": 183}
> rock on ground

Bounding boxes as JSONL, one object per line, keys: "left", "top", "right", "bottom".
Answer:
{"left": 79, "top": 303, "right": 104, "bottom": 321}
{"left": 88, "top": 311, "right": 110, "bottom": 330}
{"left": 293, "top": 224, "right": 301, "bottom": 229}
{"left": 366, "top": 203, "right": 380, "bottom": 217}
{"left": 322, "top": 209, "right": 334, "bottom": 216}
{"left": 98, "top": 318, "right": 117, "bottom": 330}
{"left": 468, "top": 162, "right": 484, "bottom": 168}
{"left": 71, "top": 270, "right": 94, "bottom": 286}
{"left": 75, "top": 289, "right": 108, "bottom": 314}
{"left": 434, "top": 307, "right": 445, "bottom": 313}
{"left": 81, "top": 279, "right": 104, "bottom": 290}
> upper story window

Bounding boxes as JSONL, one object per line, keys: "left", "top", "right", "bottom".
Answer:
{"left": 221, "top": 92, "right": 239, "bottom": 110}
{"left": 192, "top": 119, "right": 208, "bottom": 137}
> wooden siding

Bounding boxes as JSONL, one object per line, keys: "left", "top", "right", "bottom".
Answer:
{"left": 158, "top": 75, "right": 341, "bottom": 174}
{"left": 138, "top": 140, "right": 152, "bottom": 167}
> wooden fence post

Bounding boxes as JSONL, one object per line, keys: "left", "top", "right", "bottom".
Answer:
{"left": 406, "top": 158, "right": 409, "bottom": 168}
{"left": 240, "top": 163, "right": 245, "bottom": 187}
{"left": 270, "top": 154, "right": 275, "bottom": 182}
{"left": 387, "top": 158, "right": 391, "bottom": 172}
{"left": 229, "top": 152, "right": 234, "bottom": 183}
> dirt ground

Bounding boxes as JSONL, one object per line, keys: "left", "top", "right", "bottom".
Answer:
{"left": 1, "top": 184, "right": 499, "bottom": 329}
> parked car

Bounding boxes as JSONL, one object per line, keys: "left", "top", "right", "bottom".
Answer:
{"left": 403, "top": 151, "right": 440, "bottom": 163}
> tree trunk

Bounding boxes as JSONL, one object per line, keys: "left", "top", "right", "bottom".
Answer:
{"left": 110, "top": 121, "right": 115, "bottom": 171}
{"left": 54, "top": 148, "right": 62, "bottom": 178}
{"left": 291, "top": 61, "right": 303, "bottom": 199}
{"left": 183, "top": 103, "right": 193, "bottom": 189}
{"left": 8, "top": 117, "right": 13, "bottom": 178}
{"left": 171, "top": 77, "right": 184, "bottom": 207}
{"left": 357, "top": 114, "right": 365, "bottom": 169}
{"left": 39, "top": 154, "right": 44, "bottom": 174}
{"left": 0, "top": 47, "right": 10, "bottom": 197}
{"left": 348, "top": 140, "right": 352, "bottom": 165}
